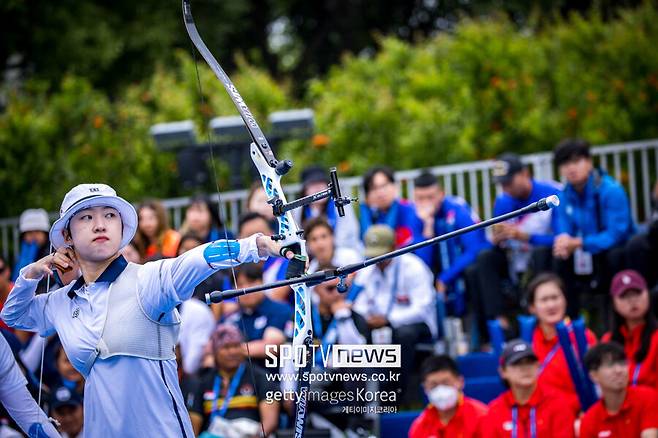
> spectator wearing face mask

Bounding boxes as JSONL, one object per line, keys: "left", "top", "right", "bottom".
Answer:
{"left": 479, "top": 339, "right": 576, "bottom": 438}
{"left": 580, "top": 342, "right": 658, "bottom": 438}
{"left": 409, "top": 354, "right": 487, "bottom": 438}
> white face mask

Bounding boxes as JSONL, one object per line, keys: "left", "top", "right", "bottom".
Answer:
{"left": 427, "top": 385, "right": 459, "bottom": 411}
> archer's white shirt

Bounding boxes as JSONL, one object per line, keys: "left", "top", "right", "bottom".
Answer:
{"left": 0, "top": 335, "right": 60, "bottom": 437}
{"left": 352, "top": 253, "right": 437, "bottom": 338}
{"left": 1, "top": 236, "right": 262, "bottom": 438}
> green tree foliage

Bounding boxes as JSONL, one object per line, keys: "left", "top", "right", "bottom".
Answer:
{"left": 2, "top": 4, "right": 658, "bottom": 217}
{"left": 0, "top": 52, "right": 292, "bottom": 217}
{"left": 288, "top": 3, "right": 658, "bottom": 175}
{"left": 1, "top": 0, "right": 642, "bottom": 97}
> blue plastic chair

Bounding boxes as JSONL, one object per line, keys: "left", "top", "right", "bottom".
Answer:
{"left": 380, "top": 411, "right": 421, "bottom": 438}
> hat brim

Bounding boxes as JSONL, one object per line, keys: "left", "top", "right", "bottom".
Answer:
{"left": 49, "top": 196, "right": 138, "bottom": 250}
{"left": 364, "top": 246, "right": 393, "bottom": 259}
{"left": 493, "top": 174, "right": 514, "bottom": 185}
{"left": 505, "top": 351, "right": 538, "bottom": 366}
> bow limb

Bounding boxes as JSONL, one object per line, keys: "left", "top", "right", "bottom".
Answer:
{"left": 252, "top": 144, "right": 314, "bottom": 438}
{"left": 182, "top": 2, "right": 313, "bottom": 437}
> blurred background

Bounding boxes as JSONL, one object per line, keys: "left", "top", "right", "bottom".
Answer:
{"left": 1, "top": 0, "right": 657, "bottom": 217}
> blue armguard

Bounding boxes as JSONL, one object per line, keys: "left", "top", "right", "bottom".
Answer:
{"left": 28, "top": 423, "right": 49, "bottom": 438}
{"left": 204, "top": 240, "right": 241, "bottom": 265}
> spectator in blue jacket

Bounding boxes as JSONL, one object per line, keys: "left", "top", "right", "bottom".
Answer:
{"left": 474, "top": 154, "right": 562, "bottom": 340}
{"left": 359, "top": 165, "right": 431, "bottom": 265}
{"left": 413, "top": 171, "right": 490, "bottom": 316}
{"left": 553, "top": 138, "right": 634, "bottom": 318}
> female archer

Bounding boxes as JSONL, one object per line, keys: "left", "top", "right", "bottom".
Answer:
{"left": 1, "top": 183, "right": 281, "bottom": 437}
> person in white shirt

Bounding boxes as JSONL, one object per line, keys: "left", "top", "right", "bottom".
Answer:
{"left": 0, "top": 334, "right": 61, "bottom": 437}
{"left": 351, "top": 225, "right": 437, "bottom": 404}
{"left": 0, "top": 183, "right": 281, "bottom": 438}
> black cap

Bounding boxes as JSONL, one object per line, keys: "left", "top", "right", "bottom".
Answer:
{"left": 50, "top": 386, "right": 82, "bottom": 412}
{"left": 499, "top": 339, "right": 537, "bottom": 367}
{"left": 492, "top": 153, "right": 524, "bottom": 184}
{"left": 300, "top": 165, "right": 328, "bottom": 187}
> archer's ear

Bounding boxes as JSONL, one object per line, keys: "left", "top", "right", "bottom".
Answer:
{"left": 63, "top": 229, "right": 73, "bottom": 246}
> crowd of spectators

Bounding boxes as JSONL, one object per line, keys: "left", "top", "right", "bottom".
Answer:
{"left": 1, "top": 137, "right": 658, "bottom": 437}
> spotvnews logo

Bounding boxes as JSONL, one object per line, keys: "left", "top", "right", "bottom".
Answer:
{"left": 265, "top": 344, "right": 401, "bottom": 369}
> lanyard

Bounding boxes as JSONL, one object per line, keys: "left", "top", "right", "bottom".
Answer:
{"left": 211, "top": 363, "right": 246, "bottom": 419}
{"left": 371, "top": 261, "right": 400, "bottom": 317}
{"left": 360, "top": 200, "right": 400, "bottom": 238}
{"left": 304, "top": 199, "right": 337, "bottom": 228}
{"left": 631, "top": 363, "right": 641, "bottom": 386}
{"left": 312, "top": 306, "right": 337, "bottom": 366}
{"left": 312, "top": 284, "right": 363, "bottom": 363}
{"left": 538, "top": 343, "right": 560, "bottom": 375}
{"left": 512, "top": 406, "right": 536, "bottom": 438}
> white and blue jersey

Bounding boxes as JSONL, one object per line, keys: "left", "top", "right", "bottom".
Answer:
{"left": 1, "top": 236, "right": 263, "bottom": 438}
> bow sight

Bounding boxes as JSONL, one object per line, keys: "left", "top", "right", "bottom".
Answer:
{"left": 268, "top": 167, "right": 357, "bottom": 225}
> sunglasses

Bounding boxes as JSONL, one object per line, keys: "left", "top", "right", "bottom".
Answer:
{"left": 0, "top": 265, "right": 6, "bottom": 274}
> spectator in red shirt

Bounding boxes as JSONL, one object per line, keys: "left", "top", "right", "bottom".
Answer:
{"left": 580, "top": 341, "right": 658, "bottom": 438}
{"left": 526, "top": 273, "right": 596, "bottom": 413}
{"left": 409, "top": 354, "right": 487, "bottom": 438}
{"left": 602, "top": 269, "right": 658, "bottom": 390}
{"left": 479, "top": 339, "right": 576, "bottom": 438}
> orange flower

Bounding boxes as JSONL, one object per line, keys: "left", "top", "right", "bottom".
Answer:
{"left": 338, "top": 161, "right": 351, "bottom": 173}
{"left": 312, "top": 133, "right": 330, "bottom": 149}
{"left": 490, "top": 76, "right": 502, "bottom": 88}
{"left": 93, "top": 115, "right": 104, "bottom": 129}
{"left": 611, "top": 79, "right": 625, "bottom": 91}
{"left": 567, "top": 107, "right": 578, "bottom": 120}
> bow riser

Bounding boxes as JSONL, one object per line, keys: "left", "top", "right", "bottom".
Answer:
{"left": 251, "top": 143, "right": 313, "bottom": 438}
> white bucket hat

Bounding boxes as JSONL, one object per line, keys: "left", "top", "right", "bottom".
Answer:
{"left": 19, "top": 209, "right": 51, "bottom": 233}
{"left": 49, "top": 183, "right": 138, "bottom": 250}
